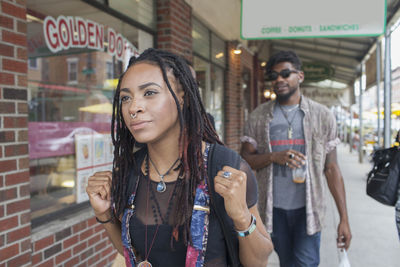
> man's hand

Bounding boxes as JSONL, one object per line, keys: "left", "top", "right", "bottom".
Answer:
{"left": 337, "top": 220, "right": 352, "bottom": 250}
{"left": 272, "top": 149, "right": 306, "bottom": 169}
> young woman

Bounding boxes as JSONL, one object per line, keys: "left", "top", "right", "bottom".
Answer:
{"left": 86, "top": 48, "right": 273, "bottom": 267}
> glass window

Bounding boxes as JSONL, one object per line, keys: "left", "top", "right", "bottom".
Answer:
{"left": 27, "top": 0, "right": 153, "bottom": 222}
{"left": 106, "top": 61, "right": 113, "bottom": 79}
{"left": 67, "top": 58, "right": 78, "bottom": 84}
{"left": 192, "top": 19, "right": 210, "bottom": 60}
{"left": 194, "top": 56, "right": 224, "bottom": 139}
{"left": 29, "top": 58, "right": 38, "bottom": 69}
{"left": 211, "top": 33, "right": 225, "bottom": 67}
{"left": 109, "top": 0, "right": 156, "bottom": 30}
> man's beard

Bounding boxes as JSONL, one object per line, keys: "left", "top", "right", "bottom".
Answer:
{"left": 275, "top": 84, "right": 298, "bottom": 102}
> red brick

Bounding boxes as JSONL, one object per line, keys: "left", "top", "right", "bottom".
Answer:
{"left": 18, "top": 130, "right": 28, "bottom": 142}
{"left": 18, "top": 157, "right": 29, "bottom": 169}
{"left": 0, "top": 102, "right": 15, "bottom": 113}
{"left": 73, "top": 242, "right": 87, "bottom": 254}
{"left": 0, "top": 159, "right": 16, "bottom": 173}
{"left": 0, "top": 187, "right": 17, "bottom": 202}
{"left": 20, "top": 211, "right": 30, "bottom": 225}
{"left": 0, "top": 14, "right": 13, "bottom": 30}
{"left": 88, "top": 234, "right": 100, "bottom": 246}
{"left": 6, "top": 198, "right": 30, "bottom": 215}
{"left": 100, "top": 245, "right": 113, "bottom": 257}
{"left": 7, "top": 251, "right": 30, "bottom": 266}
{"left": 63, "top": 235, "right": 78, "bottom": 249}
{"left": 17, "top": 103, "right": 28, "bottom": 114}
{"left": 79, "top": 228, "right": 93, "bottom": 241}
{"left": 2, "top": 30, "right": 27, "bottom": 46}
{"left": 19, "top": 184, "right": 30, "bottom": 197}
{"left": 36, "top": 258, "right": 54, "bottom": 267}
{"left": 5, "top": 171, "right": 29, "bottom": 186}
{"left": 5, "top": 144, "right": 28, "bottom": 156}
{"left": 16, "top": 47, "right": 27, "bottom": 60}
{"left": 0, "top": 205, "right": 4, "bottom": 217}
{"left": 1, "top": 1, "right": 26, "bottom": 20}
{"left": 0, "top": 244, "right": 19, "bottom": 261}
{"left": 87, "top": 254, "right": 100, "bottom": 266}
{"left": 2, "top": 59, "right": 27, "bottom": 73}
{"left": 0, "top": 131, "right": 15, "bottom": 143}
{"left": 3, "top": 116, "right": 27, "bottom": 128}
{"left": 87, "top": 216, "right": 96, "bottom": 227}
{"left": 0, "top": 215, "right": 18, "bottom": 232}
{"left": 16, "top": 0, "right": 26, "bottom": 6}
{"left": 64, "top": 256, "right": 79, "bottom": 267}
{"left": 17, "top": 20, "right": 26, "bottom": 34}
{"left": 56, "top": 249, "right": 72, "bottom": 265}
{"left": 94, "top": 241, "right": 106, "bottom": 252}
{"left": 17, "top": 74, "right": 27, "bottom": 87}
{"left": 20, "top": 237, "right": 31, "bottom": 252}
{"left": 34, "top": 236, "right": 54, "bottom": 251}
{"left": 0, "top": 43, "right": 14, "bottom": 57}
{"left": 32, "top": 252, "right": 42, "bottom": 265}
{"left": 7, "top": 225, "right": 30, "bottom": 243}
{"left": 0, "top": 73, "right": 15, "bottom": 86}
{"left": 73, "top": 221, "right": 87, "bottom": 233}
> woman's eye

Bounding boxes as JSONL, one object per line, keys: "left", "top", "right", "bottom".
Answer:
{"left": 120, "top": 95, "right": 131, "bottom": 102}
{"left": 144, "top": 90, "right": 157, "bottom": 96}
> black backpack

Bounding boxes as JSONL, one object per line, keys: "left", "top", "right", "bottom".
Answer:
{"left": 207, "top": 143, "right": 242, "bottom": 267}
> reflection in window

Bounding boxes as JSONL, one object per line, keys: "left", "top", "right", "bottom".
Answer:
{"left": 67, "top": 58, "right": 78, "bottom": 84}
{"left": 26, "top": 2, "right": 154, "bottom": 222}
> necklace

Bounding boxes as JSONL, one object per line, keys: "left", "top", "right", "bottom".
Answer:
{"left": 148, "top": 156, "right": 180, "bottom": 193}
{"left": 138, "top": 171, "right": 159, "bottom": 267}
{"left": 278, "top": 104, "right": 299, "bottom": 139}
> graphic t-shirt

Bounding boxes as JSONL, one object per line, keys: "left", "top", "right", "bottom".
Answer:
{"left": 270, "top": 104, "right": 306, "bottom": 210}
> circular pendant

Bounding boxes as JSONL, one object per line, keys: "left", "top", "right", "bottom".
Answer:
{"left": 138, "top": 260, "right": 152, "bottom": 267}
{"left": 156, "top": 180, "right": 166, "bottom": 193}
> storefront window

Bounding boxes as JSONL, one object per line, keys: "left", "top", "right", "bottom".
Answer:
{"left": 109, "top": 0, "right": 156, "bottom": 30}
{"left": 211, "top": 33, "right": 226, "bottom": 67}
{"left": 192, "top": 19, "right": 210, "bottom": 60}
{"left": 194, "top": 57, "right": 224, "bottom": 139}
{"left": 27, "top": 0, "right": 154, "bottom": 222}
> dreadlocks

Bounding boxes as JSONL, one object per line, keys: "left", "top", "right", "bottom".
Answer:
{"left": 111, "top": 48, "right": 222, "bottom": 245}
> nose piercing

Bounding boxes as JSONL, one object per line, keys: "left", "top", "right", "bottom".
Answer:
{"left": 130, "top": 113, "right": 137, "bottom": 119}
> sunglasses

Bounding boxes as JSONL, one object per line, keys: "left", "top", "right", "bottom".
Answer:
{"left": 267, "top": 69, "right": 299, "bottom": 81}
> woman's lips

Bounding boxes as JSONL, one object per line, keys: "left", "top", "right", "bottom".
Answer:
{"left": 130, "top": 121, "right": 151, "bottom": 130}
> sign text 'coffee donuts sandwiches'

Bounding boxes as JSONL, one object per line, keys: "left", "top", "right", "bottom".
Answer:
{"left": 43, "top": 16, "right": 138, "bottom": 60}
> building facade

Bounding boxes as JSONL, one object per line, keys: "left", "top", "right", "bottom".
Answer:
{"left": 0, "top": 0, "right": 264, "bottom": 266}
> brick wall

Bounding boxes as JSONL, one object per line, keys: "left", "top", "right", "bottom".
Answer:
{"left": 0, "top": 0, "right": 31, "bottom": 266}
{"left": 31, "top": 216, "right": 116, "bottom": 267}
{"left": 156, "top": 0, "right": 192, "bottom": 61}
{"left": 224, "top": 42, "right": 257, "bottom": 151}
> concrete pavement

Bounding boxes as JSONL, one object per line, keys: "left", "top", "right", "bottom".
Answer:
{"left": 267, "top": 144, "right": 400, "bottom": 267}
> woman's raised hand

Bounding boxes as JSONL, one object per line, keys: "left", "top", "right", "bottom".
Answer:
{"left": 214, "top": 166, "right": 252, "bottom": 230}
{"left": 86, "top": 171, "right": 112, "bottom": 217}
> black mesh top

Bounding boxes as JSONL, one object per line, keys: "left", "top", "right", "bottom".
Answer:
{"left": 129, "top": 159, "right": 258, "bottom": 267}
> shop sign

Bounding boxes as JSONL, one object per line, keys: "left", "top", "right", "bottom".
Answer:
{"left": 43, "top": 16, "right": 138, "bottom": 61}
{"left": 241, "top": 0, "right": 386, "bottom": 39}
{"left": 302, "top": 62, "right": 334, "bottom": 82}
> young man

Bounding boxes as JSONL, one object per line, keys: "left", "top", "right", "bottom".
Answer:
{"left": 241, "top": 50, "right": 351, "bottom": 266}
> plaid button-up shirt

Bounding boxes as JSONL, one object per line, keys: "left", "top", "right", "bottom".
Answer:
{"left": 241, "top": 96, "right": 340, "bottom": 235}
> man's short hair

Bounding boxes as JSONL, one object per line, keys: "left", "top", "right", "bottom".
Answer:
{"left": 266, "top": 50, "right": 302, "bottom": 73}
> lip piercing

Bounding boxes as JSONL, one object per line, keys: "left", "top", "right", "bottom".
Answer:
{"left": 130, "top": 113, "right": 137, "bottom": 119}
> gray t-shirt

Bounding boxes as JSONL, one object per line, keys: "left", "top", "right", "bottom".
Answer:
{"left": 270, "top": 104, "right": 306, "bottom": 210}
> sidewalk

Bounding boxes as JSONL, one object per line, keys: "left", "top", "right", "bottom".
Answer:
{"left": 267, "top": 144, "right": 400, "bottom": 267}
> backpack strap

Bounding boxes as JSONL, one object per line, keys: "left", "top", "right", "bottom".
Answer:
{"left": 207, "top": 143, "right": 242, "bottom": 267}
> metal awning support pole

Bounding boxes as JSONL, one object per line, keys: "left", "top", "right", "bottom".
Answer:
{"left": 349, "top": 104, "right": 353, "bottom": 153}
{"left": 384, "top": 29, "right": 392, "bottom": 148}
{"left": 376, "top": 40, "right": 382, "bottom": 147}
{"left": 359, "top": 66, "right": 364, "bottom": 163}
